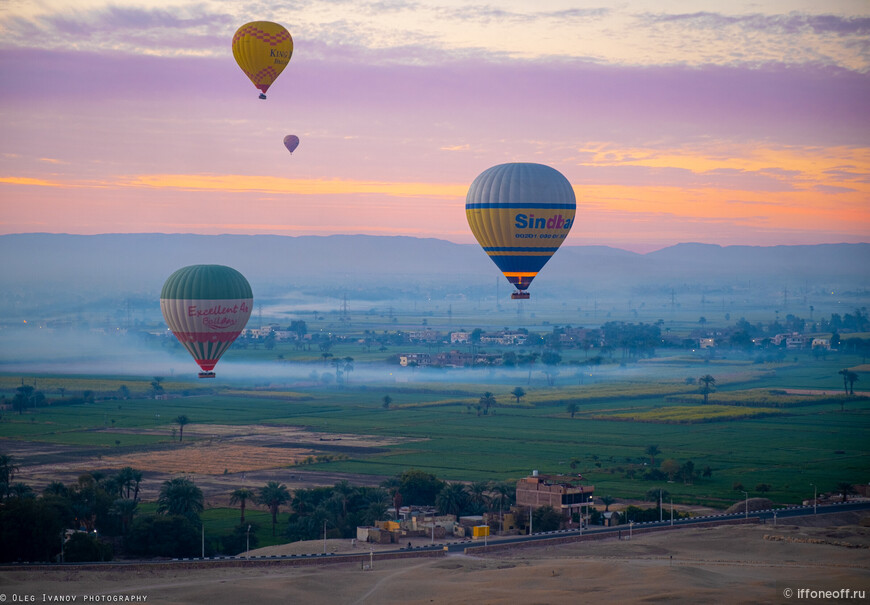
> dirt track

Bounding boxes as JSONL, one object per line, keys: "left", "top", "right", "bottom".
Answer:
{"left": 2, "top": 516, "right": 869, "bottom": 604}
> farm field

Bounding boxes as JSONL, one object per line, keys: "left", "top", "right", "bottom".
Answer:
{"left": 2, "top": 350, "right": 868, "bottom": 519}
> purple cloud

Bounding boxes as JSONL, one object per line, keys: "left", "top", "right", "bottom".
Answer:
{"left": 641, "top": 11, "right": 870, "bottom": 36}
{"left": 435, "top": 5, "right": 610, "bottom": 24}
{"left": 1, "top": 5, "right": 235, "bottom": 52}
{"left": 2, "top": 48, "right": 867, "bottom": 148}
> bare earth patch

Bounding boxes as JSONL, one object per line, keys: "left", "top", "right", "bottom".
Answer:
{"left": 7, "top": 424, "right": 407, "bottom": 503}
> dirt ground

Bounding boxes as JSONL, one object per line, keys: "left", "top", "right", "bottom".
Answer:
{"left": 3, "top": 514, "right": 868, "bottom": 604}
{"left": 2, "top": 425, "right": 400, "bottom": 504}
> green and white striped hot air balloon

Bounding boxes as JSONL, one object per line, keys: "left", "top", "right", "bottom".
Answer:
{"left": 160, "top": 265, "right": 253, "bottom": 378}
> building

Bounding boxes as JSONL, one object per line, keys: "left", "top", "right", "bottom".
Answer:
{"left": 399, "top": 353, "right": 431, "bottom": 367}
{"left": 515, "top": 471, "right": 595, "bottom": 522}
{"left": 450, "top": 331, "right": 471, "bottom": 344}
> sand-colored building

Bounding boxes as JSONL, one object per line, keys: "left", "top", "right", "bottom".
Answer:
{"left": 515, "top": 471, "right": 595, "bottom": 521}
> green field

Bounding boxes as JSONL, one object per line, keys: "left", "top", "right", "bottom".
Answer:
{"left": 1, "top": 350, "right": 868, "bottom": 512}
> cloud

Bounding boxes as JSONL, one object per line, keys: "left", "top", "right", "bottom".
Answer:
{"left": 434, "top": 5, "right": 610, "bottom": 24}
{"left": 641, "top": 11, "right": 870, "bottom": 36}
{"left": 0, "top": 4, "right": 234, "bottom": 56}
{"left": 813, "top": 184, "right": 857, "bottom": 194}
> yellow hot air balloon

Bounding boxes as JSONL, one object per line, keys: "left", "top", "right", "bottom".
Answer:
{"left": 466, "top": 163, "right": 576, "bottom": 299}
{"left": 232, "top": 21, "right": 293, "bottom": 99}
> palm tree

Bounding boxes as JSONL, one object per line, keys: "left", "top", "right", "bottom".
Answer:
{"left": 362, "top": 492, "right": 391, "bottom": 526}
{"left": 600, "top": 495, "right": 615, "bottom": 511}
{"left": 0, "top": 454, "right": 19, "bottom": 497}
{"left": 382, "top": 395, "right": 392, "bottom": 409}
{"left": 566, "top": 402, "right": 579, "bottom": 418}
{"left": 435, "top": 482, "right": 469, "bottom": 517}
{"left": 333, "top": 480, "right": 354, "bottom": 518}
{"left": 116, "top": 466, "right": 137, "bottom": 499}
{"left": 259, "top": 481, "right": 291, "bottom": 536}
{"left": 645, "top": 445, "right": 661, "bottom": 467}
{"left": 174, "top": 415, "right": 190, "bottom": 442}
{"left": 511, "top": 387, "right": 526, "bottom": 404}
{"left": 9, "top": 482, "right": 34, "bottom": 499}
{"left": 521, "top": 352, "right": 539, "bottom": 385}
{"left": 343, "top": 357, "right": 354, "bottom": 384}
{"left": 230, "top": 487, "right": 256, "bottom": 525}
{"left": 838, "top": 369, "right": 859, "bottom": 397}
{"left": 488, "top": 481, "right": 515, "bottom": 533}
{"left": 157, "top": 476, "right": 204, "bottom": 522}
{"left": 291, "top": 488, "right": 316, "bottom": 517}
{"left": 468, "top": 481, "right": 491, "bottom": 513}
{"left": 836, "top": 482, "right": 857, "bottom": 502}
{"left": 331, "top": 358, "right": 344, "bottom": 385}
{"left": 479, "top": 392, "right": 497, "bottom": 415}
{"left": 488, "top": 482, "right": 514, "bottom": 514}
{"left": 699, "top": 375, "right": 716, "bottom": 404}
{"left": 43, "top": 480, "right": 68, "bottom": 498}
{"left": 131, "top": 469, "right": 143, "bottom": 502}
{"left": 111, "top": 498, "right": 138, "bottom": 533}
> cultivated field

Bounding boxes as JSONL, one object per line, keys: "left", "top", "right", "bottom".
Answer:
{"left": 1, "top": 348, "right": 868, "bottom": 549}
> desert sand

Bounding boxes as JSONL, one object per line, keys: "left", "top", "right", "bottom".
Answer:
{"left": 2, "top": 513, "right": 868, "bottom": 604}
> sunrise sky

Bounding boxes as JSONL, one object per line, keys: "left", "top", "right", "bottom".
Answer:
{"left": 1, "top": 0, "right": 868, "bottom": 252}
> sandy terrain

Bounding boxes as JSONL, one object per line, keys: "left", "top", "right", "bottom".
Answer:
{"left": 3, "top": 514, "right": 868, "bottom": 604}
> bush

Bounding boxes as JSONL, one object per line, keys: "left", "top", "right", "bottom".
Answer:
{"left": 221, "top": 523, "right": 260, "bottom": 556}
{"left": 64, "top": 532, "right": 112, "bottom": 562}
{"left": 125, "top": 515, "right": 200, "bottom": 558}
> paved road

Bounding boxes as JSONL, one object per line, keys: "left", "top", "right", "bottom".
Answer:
{"left": 5, "top": 501, "right": 868, "bottom": 568}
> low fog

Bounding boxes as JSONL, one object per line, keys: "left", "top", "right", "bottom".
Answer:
{"left": 1, "top": 234, "right": 868, "bottom": 386}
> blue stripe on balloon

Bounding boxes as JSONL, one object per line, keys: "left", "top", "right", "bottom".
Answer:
{"left": 465, "top": 203, "right": 575, "bottom": 209}
{"left": 487, "top": 255, "right": 552, "bottom": 272}
{"left": 483, "top": 247, "right": 561, "bottom": 252}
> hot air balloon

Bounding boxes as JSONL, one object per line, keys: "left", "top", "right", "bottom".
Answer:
{"left": 283, "top": 135, "right": 299, "bottom": 154}
{"left": 466, "top": 163, "right": 576, "bottom": 299}
{"left": 232, "top": 21, "right": 293, "bottom": 99}
{"left": 160, "top": 265, "right": 253, "bottom": 378}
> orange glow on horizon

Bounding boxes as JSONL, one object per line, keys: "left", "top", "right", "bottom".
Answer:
{"left": 121, "top": 174, "right": 468, "bottom": 199}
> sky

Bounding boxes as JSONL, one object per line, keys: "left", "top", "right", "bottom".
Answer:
{"left": 0, "top": 0, "right": 868, "bottom": 252}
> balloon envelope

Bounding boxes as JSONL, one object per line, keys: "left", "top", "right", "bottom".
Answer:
{"left": 466, "top": 163, "right": 576, "bottom": 295}
{"left": 232, "top": 21, "right": 293, "bottom": 98}
{"left": 284, "top": 135, "right": 300, "bottom": 154}
{"left": 160, "top": 265, "right": 253, "bottom": 375}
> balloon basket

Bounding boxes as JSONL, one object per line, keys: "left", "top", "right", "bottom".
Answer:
{"left": 198, "top": 372, "right": 216, "bottom": 379}
{"left": 511, "top": 291, "right": 530, "bottom": 300}
{"left": 259, "top": 93, "right": 267, "bottom": 100}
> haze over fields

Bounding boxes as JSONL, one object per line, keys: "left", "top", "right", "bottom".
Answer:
{"left": 2, "top": 233, "right": 868, "bottom": 315}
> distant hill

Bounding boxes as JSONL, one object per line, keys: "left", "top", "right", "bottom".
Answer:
{"left": 1, "top": 234, "right": 867, "bottom": 311}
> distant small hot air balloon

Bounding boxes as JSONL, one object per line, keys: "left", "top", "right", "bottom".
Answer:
{"left": 283, "top": 135, "right": 300, "bottom": 154}
{"left": 232, "top": 21, "right": 293, "bottom": 99}
{"left": 160, "top": 265, "right": 253, "bottom": 378}
{"left": 466, "top": 163, "right": 576, "bottom": 299}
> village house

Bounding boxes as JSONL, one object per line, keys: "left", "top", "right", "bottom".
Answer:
{"left": 515, "top": 471, "right": 595, "bottom": 525}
